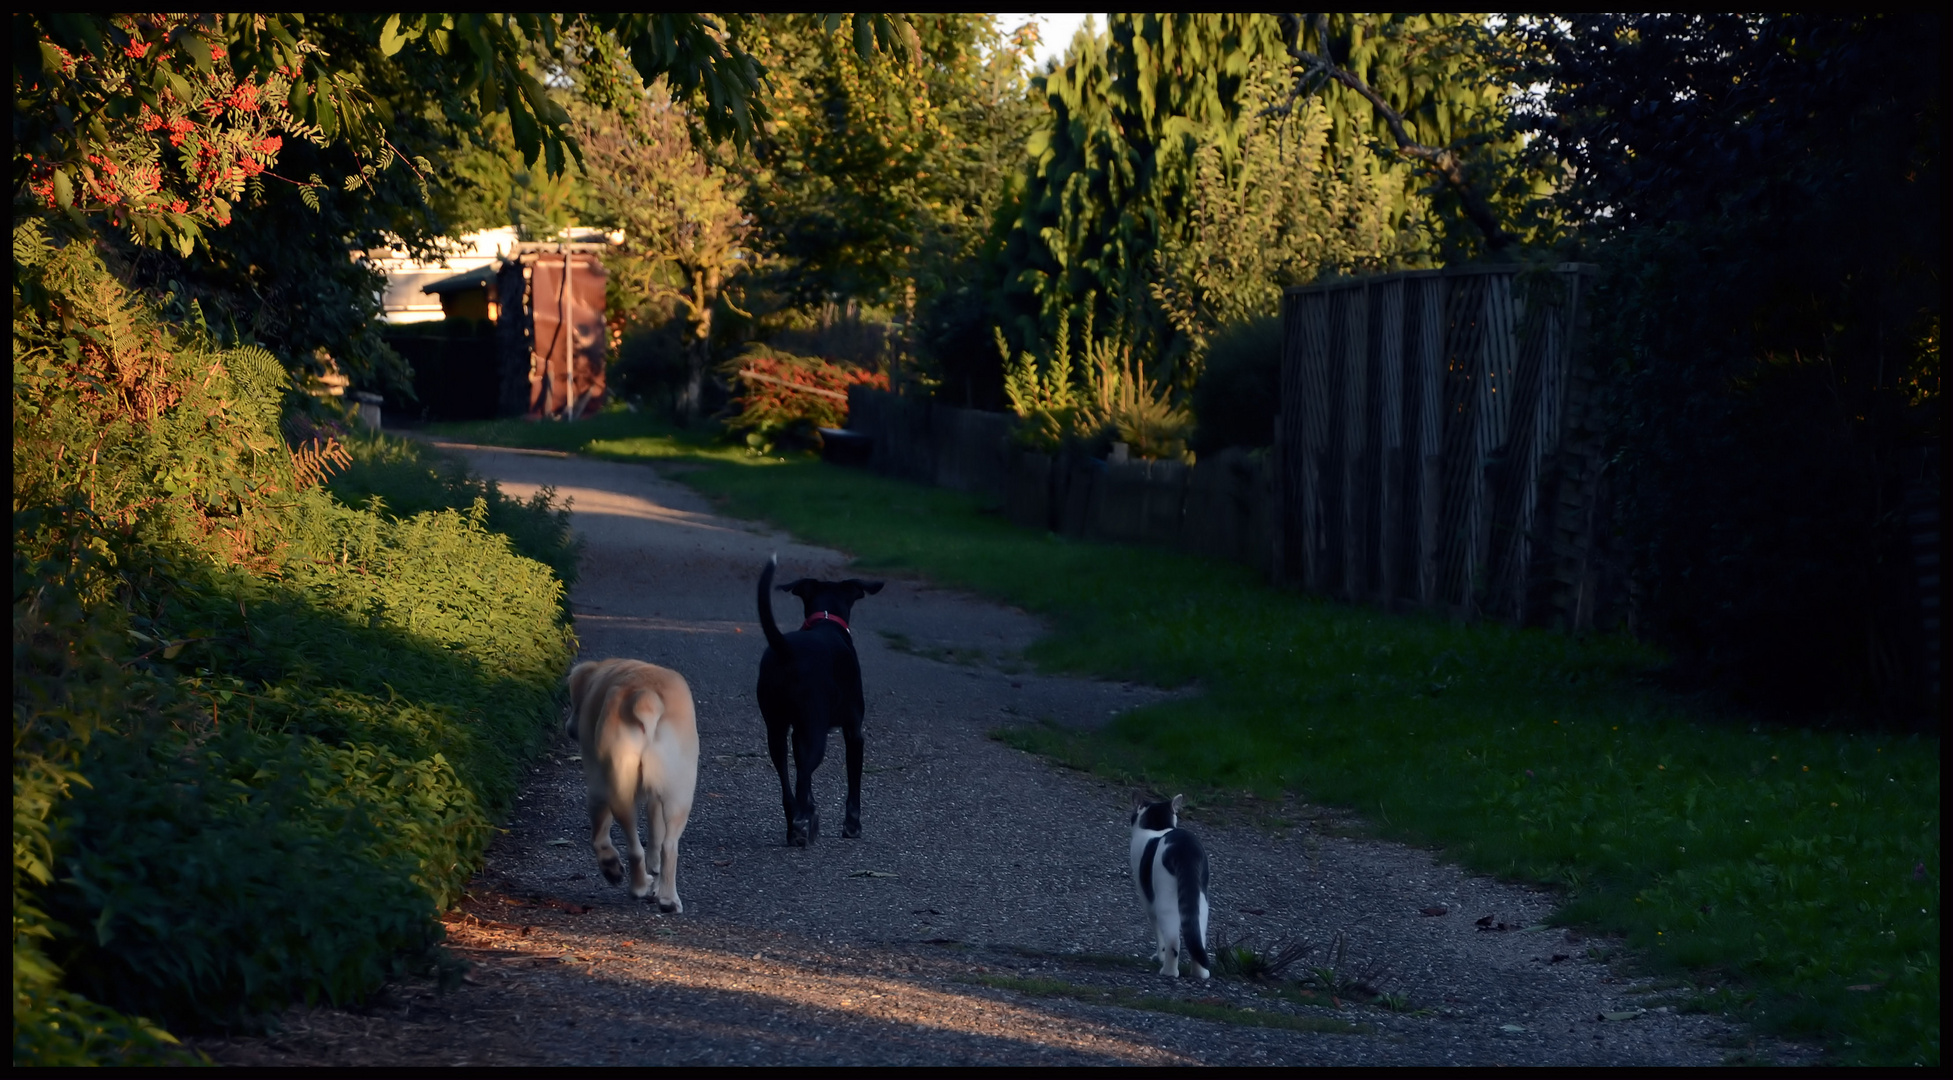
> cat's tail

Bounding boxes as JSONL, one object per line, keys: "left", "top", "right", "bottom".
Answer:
{"left": 758, "top": 554, "right": 790, "bottom": 655}
{"left": 1175, "top": 835, "right": 1211, "bottom": 975}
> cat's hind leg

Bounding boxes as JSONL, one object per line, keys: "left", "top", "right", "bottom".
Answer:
{"left": 1152, "top": 897, "right": 1182, "bottom": 976}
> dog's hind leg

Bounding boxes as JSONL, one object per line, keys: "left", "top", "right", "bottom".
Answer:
{"left": 841, "top": 724, "right": 864, "bottom": 838}
{"left": 625, "top": 792, "right": 653, "bottom": 899}
{"left": 790, "top": 727, "right": 825, "bottom": 845}
{"left": 651, "top": 793, "right": 691, "bottom": 914}
{"left": 766, "top": 721, "right": 797, "bottom": 843}
{"left": 588, "top": 793, "right": 626, "bottom": 886}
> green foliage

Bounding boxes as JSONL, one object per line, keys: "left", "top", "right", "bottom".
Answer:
{"left": 14, "top": 227, "right": 574, "bottom": 1057}
{"left": 1189, "top": 316, "right": 1282, "bottom": 453}
{"left": 909, "top": 19, "right": 1049, "bottom": 408}
{"left": 992, "top": 14, "right": 1513, "bottom": 395}
{"left": 1515, "top": 14, "right": 1945, "bottom": 721}
{"left": 574, "top": 78, "right": 752, "bottom": 418}
{"left": 1152, "top": 70, "right": 1428, "bottom": 372}
{"left": 15, "top": 733, "right": 198, "bottom": 1064}
{"left": 1280, "top": 13, "right": 1560, "bottom": 260}
{"left": 325, "top": 434, "right": 579, "bottom": 588}
{"left": 13, "top": 13, "right": 795, "bottom": 397}
{"left": 741, "top": 14, "right": 1045, "bottom": 404}
{"left": 18, "top": 14, "right": 354, "bottom": 252}
{"left": 14, "top": 13, "right": 770, "bottom": 247}
{"left": 998, "top": 304, "right": 1190, "bottom": 459}
{"left": 743, "top": 14, "right": 1014, "bottom": 311}
{"left": 51, "top": 723, "right": 451, "bottom": 1029}
{"left": 13, "top": 985, "right": 197, "bottom": 1066}
{"left": 992, "top": 14, "right": 1286, "bottom": 380}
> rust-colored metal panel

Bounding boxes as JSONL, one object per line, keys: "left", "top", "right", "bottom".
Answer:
{"left": 525, "top": 252, "right": 608, "bottom": 419}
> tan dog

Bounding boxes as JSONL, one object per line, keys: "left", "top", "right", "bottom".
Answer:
{"left": 565, "top": 658, "right": 699, "bottom": 913}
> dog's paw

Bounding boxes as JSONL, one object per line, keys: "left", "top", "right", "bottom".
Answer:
{"left": 629, "top": 876, "right": 653, "bottom": 899}
{"left": 788, "top": 813, "right": 819, "bottom": 846}
{"left": 657, "top": 896, "right": 682, "bottom": 915}
{"left": 599, "top": 855, "right": 625, "bottom": 885}
{"left": 841, "top": 819, "right": 862, "bottom": 839}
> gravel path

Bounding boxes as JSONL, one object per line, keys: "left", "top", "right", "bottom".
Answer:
{"left": 196, "top": 447, "right": 1807, "bottom": 1067}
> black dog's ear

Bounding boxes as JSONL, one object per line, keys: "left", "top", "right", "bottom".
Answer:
{"left": 845, "top": 579, "right": 884, "bottom": 598}
{"left": 779, "top": 578, "right": 815, "bottom": 595}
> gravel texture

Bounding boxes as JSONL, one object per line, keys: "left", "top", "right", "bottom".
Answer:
{"left": 193, "top": 446, "right": 1816, "bottom": 1067}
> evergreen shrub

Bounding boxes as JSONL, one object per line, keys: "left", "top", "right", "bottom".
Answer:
{"left": 1190, "top": 316, "right": 1282, "bottom": 454}
{"left": 14, "top": 221, "right": 576, "bottom": 1055}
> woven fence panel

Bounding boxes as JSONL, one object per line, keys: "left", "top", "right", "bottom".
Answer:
{"left": 1279, "top": 265, "right": 1595, "bottom": 624}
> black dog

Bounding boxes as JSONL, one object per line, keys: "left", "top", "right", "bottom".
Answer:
{"left": 756, "top": 555, "right": 883, "bottom": 846}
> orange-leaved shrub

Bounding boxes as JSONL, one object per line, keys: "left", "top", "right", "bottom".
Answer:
{"left": 719, "top": 345, "right": 888, "bottom": 452}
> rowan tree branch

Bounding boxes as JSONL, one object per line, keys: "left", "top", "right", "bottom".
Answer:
{"left": 1278, "top": 13, "right": 1513, "bottom": 252}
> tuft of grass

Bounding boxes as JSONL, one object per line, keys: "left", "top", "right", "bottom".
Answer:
{"left": 442, "top": 412, "right": 1940, "bottom": 1067}
{"left": 1210, "top": 931, "right": 1314, "bottom": 983}
{"left": 970, "top": 975, "right": 1371, "bottom": 1035}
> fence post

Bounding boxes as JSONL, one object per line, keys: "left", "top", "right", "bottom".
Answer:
{"left": 1270, "top": 413, "right": 1285, "bottom": 585}
{"left": 1372, "top": 276, "right": 1406, "bottom": 606}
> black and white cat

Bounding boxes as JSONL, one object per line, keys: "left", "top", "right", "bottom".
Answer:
{"left": 1129, "top": 793, "right": 1211, "bottom": 979}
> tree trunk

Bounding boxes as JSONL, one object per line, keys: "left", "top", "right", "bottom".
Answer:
{"left": 678, "top": 266, "right": 717, "bottom": 424}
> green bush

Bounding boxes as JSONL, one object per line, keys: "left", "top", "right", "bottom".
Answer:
{"left": 1189, "top": 316, "right": 1281, "bottom": 454}
{"left": 14, "top": 221, "right": 576, "bottom": 1058}
{"left": 51, "top": 728, "right": 446, "bottom": 1029}
{"left": 325, "top": 433, "right": 579, "bottom": 589}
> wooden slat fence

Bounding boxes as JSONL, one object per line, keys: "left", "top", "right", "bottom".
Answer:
{"left": 1278, "top": 264, "right": 1607, "bottom": 627}
{"left": 845, "top": 387, "right": 1279, "bottom": 576}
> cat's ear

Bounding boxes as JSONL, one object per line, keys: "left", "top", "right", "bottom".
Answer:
{"left": 1170, "top": 794, "right": 1185, "bottom": 815}
{"left": 1130, "top": 792, "right": 1147, "bottom": 811}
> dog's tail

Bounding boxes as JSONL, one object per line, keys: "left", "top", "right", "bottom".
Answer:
{"left": 623, "top": 684, "right": 664, "bottom": 740}
{"left": 758, "top": 553, "right": 789, "bottom": 655}
{"left": 599, "top": 681, "right": 666, "bottom": 743}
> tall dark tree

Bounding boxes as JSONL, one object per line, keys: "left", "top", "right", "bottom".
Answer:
{"left": 1516, "top": 14, "right": 1945, "bottom": 720}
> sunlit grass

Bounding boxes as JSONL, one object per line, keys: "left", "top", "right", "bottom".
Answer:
{"left": 435, "top": 411, "right": 1940, "bottom": 1066}
{"left": 426, "top": 411, "right": 763, "bottom": 466}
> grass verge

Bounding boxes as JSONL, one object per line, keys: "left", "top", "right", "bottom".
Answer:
{"left": 428, "top": 412, "right": 1941, "bottom": 1067}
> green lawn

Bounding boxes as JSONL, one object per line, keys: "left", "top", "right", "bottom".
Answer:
{"left": 427, "top": 411, "right": 1941, "bottom": 1066}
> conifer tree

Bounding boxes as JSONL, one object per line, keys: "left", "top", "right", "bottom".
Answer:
{"left": 990, "top": 13, "right": 1524, "bottom": 392}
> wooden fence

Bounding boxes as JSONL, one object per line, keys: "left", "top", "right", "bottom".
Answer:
{"left": 845, "top": 388, "right": 1277, "bottom": 575}
{"left": 1276, "top": 264, "right": 1621, "bottom": 628}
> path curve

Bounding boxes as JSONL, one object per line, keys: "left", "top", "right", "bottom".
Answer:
{"left": 197, "top": 447, "right": 1783, "bottom": 1067}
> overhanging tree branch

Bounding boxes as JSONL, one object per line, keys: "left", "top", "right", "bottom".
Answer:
{"left": 1278, "top": 13, "right": 1513, "bottom": 252}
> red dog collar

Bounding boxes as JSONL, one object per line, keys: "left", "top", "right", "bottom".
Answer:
{"left": 801, "top": 612, "right": 850, "bottom": 633}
